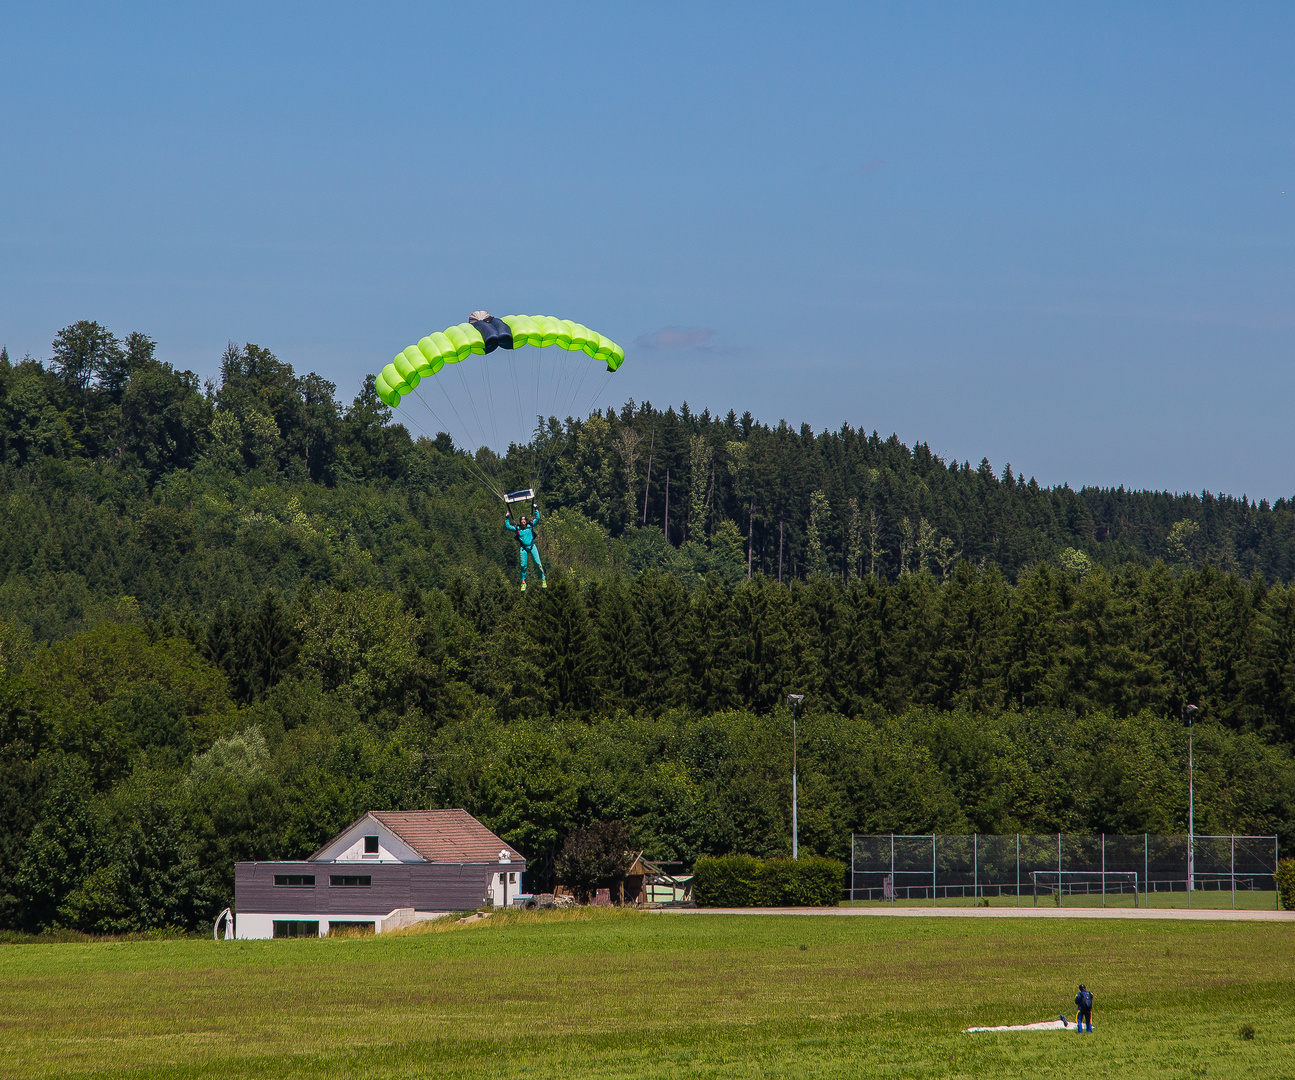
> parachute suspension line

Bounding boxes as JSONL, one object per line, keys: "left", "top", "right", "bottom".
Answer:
{"left": 525, "top": 350, "right": 557, "bottom": 493}
{"left": 454, "top": 364, "right": 492, "bottom": 456}
{"left": 420, "top": 374, "right": 509, "bottom": 500}
{"left": 564, "top": 358, "right": 597, "bottom": 425}
{"left": 508, "top": 353, "right": 544, "bottom": 495}
{"left": 408, "top": 387, "right": 506, "bottom": 500}
{"left": 502, "top": 351, "right": 528, "bottom": 486}
{"left": 478, "top": 348, "right": 501, "bottom": 457}
{"left": 425, "top": 371, "right": 481, "bottom": 461}
{"left": 538, "top": 347, "right": 584, "bottom": 489}
{"left": 547, "top": 347, "right": 579, "bottom": 422}
{"left": 589, "top": 370, "right": 615, "bottom": 417}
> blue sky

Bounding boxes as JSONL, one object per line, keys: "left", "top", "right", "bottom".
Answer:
{"left": 2, "top": 3, "right": 1292, "bottom": 497}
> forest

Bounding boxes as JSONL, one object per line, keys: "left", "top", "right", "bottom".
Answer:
{"left": 0, "top": 321, "right": 1292, "bottom": 933}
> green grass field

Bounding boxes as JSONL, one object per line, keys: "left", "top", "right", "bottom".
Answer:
{"left": 2, "top": 909, "right": 1293, "bottom": 1079}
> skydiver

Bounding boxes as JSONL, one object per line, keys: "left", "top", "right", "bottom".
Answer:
{"left": 505, "top": 506, "right": 546, "bottom": 591}
{"left": 1074, "top": 984, "right": 1093, "bottom": 1033}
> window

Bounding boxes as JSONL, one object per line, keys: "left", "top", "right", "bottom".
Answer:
{"left": 328, "top": 921, "right": 375, "bottom": 937}
{"left": 272, "top": 920, "right": 320, "bottom": 938}
{"left": 273, "top": 874, "right": 316, "bottom": 887}
{"left": 363, "top": 835, "right": 379, "bottom": 857}
{"left": 509, "top": 873, "right": 516, "bottom": 883}
{"left": 329, "top": 875, "right": 372, "bottom": 888}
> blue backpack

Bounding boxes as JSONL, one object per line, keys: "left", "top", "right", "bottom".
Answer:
{"left": 1078, "top": 990, "right": 1093, "bottom": 1010}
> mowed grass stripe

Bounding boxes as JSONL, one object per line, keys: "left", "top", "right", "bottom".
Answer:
{"left": 2, "top": 909, "right": 1292, "bottom": 1079}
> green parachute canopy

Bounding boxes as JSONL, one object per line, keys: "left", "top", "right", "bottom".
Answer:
{"left": 374, "top": 314, "right": 624, "bottom": 408}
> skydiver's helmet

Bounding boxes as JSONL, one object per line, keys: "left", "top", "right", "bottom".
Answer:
{"left": 519, "top": 516, "right": 530, "bottom": 527}
{"left": 470, "top": 309, "right": 491, "bottom": 321}
{"left": 1078, "top": 984, "right": 1086, "bottom": 991}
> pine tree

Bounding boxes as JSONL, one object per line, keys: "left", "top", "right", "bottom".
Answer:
{"left": 687, "top": 433, "right": 713, "bottom": 541}
{"left": 806, "top": 489, "right": 830, "bottom": 577}
{"left": 846, "top": 497, "right": 863, "bottom": 582}
{"left": 592, "top": 575, "right": 646, "bottom": 710}
{"left": 531, "top": 574, "right": 598, "bottom": 712}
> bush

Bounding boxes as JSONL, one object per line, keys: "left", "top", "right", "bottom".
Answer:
{"left": 693, "top": 855, "right": 764, "bottom": 907}
{"left": 760, "top": 857, "right": 846, "bottom": 907}
{"left": 1276, "top": 858, "right": 1295, "bottom": 911}
{"left": 693, "top": 854, "right": 844, "bottom": 908}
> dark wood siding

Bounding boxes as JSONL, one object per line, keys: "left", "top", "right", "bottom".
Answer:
{"left": 235, "top": 860, "right": 523, "bottom": 915}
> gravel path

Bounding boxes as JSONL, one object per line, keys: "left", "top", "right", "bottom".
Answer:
{"left": 658, "top": 905, "right": 1295, "bottom": 921}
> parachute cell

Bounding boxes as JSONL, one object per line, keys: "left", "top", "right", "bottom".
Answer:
{"left": 394, "top": 350, "right": 422, "bottom": 388}
{"left": 415, "top": 338, "right": 445, "bottom": 375}
{"left": 373, "top": 370, "right": 400, "bottom": 407}
{"left": 381, "top": 361, "right": 408, "bottom": 393}
{"left": 442, "top": 324, "right": 473, "bottom": 361}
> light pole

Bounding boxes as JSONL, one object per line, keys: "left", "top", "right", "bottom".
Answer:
{"left": 787, "top": 695, "right": 804, "bottom": 860}
{"left": 1184, "top": 703, "right": 1199, "bottom": 903}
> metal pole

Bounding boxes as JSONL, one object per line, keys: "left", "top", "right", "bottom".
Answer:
{"left": 890, "top": 833, "right": 895, "bottom": 907}
{"left": 791, "top": 709, "right": 797, "bottom": 862}
{"left": 787, "top": 696, "right": 803, "bottom": 861}
{"left": 791, "top": 766, "right": 797, "bottom": 861}
{"left": 1231, "top": 834, "right": 1235, "bottom": 911}
{"left": 1102, "top": 834, "right": 1106, "bottom": 908}
{"left": 1188, "top": 726, "right": 1194, "bottom": 905}
{"left": 1016, "top": 834, "right": 1020, "bottom": 907}
{"left": 932, "top": 835, "right": 937, "bottom": 908}
{"left": 974, "top": 834, "right": 978, "bottom": 907}
{"left": 1145, "top": 833, "right": 1149, "bottom": 909}
{"left": 850, "top": 834, "right": 855, "bottom": 904}
{"left": 1058, "top": 833, "right": 1062, "bottom": 909}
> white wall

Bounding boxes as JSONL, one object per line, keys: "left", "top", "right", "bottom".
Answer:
{"left": 235, "top": 910, "right": 451, "bottom": 939}
{"left": 490, "top": 867, "right": 521, "bottom": 907}
{"left": 235, "top": 912, "right": 283, "bottom": 939}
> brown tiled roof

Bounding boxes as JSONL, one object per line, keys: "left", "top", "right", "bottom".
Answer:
{"left": 370, "top": 809, "right": 523, "bottom": 863}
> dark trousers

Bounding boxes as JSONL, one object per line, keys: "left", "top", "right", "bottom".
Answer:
{"left": 1077, "top": 1009, "right": 1092, "bottom": 1032}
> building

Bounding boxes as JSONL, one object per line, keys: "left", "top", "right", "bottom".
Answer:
{"left": 553, "top": 852, "right": 693, "bottom": 906}
{"left": 233, "top": 809, "right": 525, "bottom": 938}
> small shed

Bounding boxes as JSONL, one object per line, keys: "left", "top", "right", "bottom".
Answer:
{"left": 558, "top": 852, "right": 693, "bottom": 906}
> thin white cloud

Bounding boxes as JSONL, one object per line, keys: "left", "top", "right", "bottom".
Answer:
{"left": 855, "top": 159, "right": 886, "bottom": 175}
{"left": 634, "top": 326, "right": 716, "bottom": 350}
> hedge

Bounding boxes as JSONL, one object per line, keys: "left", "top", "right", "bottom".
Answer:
{"left": 1277, "top": 858, "right": 1295, "bottom": 911}
{"left": 693, "top": 854, "right": 845, "bottom": 907}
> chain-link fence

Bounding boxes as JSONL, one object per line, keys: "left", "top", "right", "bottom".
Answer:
{"left": 848, "top": 834, "right": 1279, "bottom": 909}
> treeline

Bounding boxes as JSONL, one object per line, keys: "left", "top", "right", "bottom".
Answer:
{"left": 2, "top": 322, "right": 1294, "bottom": 640}
{"left": 1, "top": 320, "right": 1294, "bottom": 935}
{"left": 2, "top": 568, "right": 1294, "bottom": 933}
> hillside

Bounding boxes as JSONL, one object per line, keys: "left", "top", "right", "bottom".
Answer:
{"left": 0, "top": 321, "right": 1292, "bottom": 934}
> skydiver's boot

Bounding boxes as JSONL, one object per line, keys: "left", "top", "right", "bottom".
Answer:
{"left": 520, "top": 581, "right": 527, "bottom": 592}
{"left": 541, "top": 577, "right": 547, "bottom": 589}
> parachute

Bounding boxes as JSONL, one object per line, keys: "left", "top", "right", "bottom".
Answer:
{"left": 373, "top": 314, "right": 624, "bottom": 408}
{"left": 372, "top": 311, "right": 626, "bottom": 502}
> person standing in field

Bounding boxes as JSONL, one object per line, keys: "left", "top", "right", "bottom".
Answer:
{"left": 1074, "top": 984, "right": 1093, "bottom": 1032}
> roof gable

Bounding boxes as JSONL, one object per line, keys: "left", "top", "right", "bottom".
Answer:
{"left": 372, "top": 810, "right": 523, "bottom": 863}
{"left": 309, "top": 815, "right": 423, "bottom": 863}
{"left": 310, "top": 809, "right": 522, "bottom": 864}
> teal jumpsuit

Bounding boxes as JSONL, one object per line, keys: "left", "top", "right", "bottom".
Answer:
{"left": 504, "top": 510, "right": 545, "bottom": 586}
